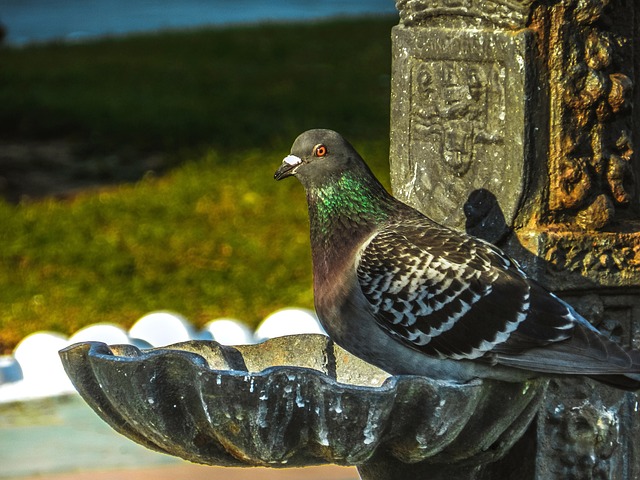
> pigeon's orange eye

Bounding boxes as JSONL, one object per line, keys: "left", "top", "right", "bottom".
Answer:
{"left": 313, "top": 144, "right": 327, "bottom": 157}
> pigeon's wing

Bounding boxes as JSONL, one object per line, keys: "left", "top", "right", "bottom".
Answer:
{"left": 355, "top": 219, "right": 610, "bottom": 370}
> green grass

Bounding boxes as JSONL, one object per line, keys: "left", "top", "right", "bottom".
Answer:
{"left": 0, "top": 16, "right": 396, "bottom": 351}
{"left": 0, "top": 17, "right": 395, "bottom": 151}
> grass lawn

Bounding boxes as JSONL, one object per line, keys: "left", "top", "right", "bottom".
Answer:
{"left": 0, "top": 16, "right": 396, "bottom": 351}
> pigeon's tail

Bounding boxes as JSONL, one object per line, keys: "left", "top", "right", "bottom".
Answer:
{"left": 590, "top": 372, "right": 640, "bottom": 391}
{"left": 572, "top": 323, "right": 640, "bottom": 390}
{"left": 497, "top": 323, "right": 640, "bottom": 391}
{"left": 582, "top": 323, "right": 640, "bottom": 390}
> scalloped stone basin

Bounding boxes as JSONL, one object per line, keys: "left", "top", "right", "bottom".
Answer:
{"left": 59, "top": 334, "right": 546, "bottom": 478}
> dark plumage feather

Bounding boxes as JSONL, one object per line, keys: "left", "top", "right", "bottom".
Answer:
{"left": 275, "top": 129, "right": 640, "bottom": 390}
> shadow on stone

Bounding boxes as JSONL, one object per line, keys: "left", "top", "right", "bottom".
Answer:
{"left": 463, "top": 188, "right": 509, "bottom": 244}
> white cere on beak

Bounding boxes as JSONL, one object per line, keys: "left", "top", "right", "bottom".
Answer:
{"left": 283, "top": 155, "right": 302, "bottom": 166}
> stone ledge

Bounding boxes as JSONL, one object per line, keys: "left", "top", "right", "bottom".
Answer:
{"left": 515, "top": 227, "right": 640, "bottom": 290}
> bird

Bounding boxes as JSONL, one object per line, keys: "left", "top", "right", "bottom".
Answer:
{"left": 274, "top": 128, "right": 640, "bottom": 390}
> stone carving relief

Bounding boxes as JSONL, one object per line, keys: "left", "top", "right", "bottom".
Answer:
{"left": 390, "top": 26, "right": 529, "bottom": 242}
{"left": 396, "top": 0, "right": 536, "bottom": 29}
{"left": 411, "top": 60, "right": 505, "bottom": 178}
{"left": 533, "top": 0, "right": 636, "bottom": 229}
{"left": 391, "top": 3, "right": 640, "bottom": 479}
{"left": 405, "top": 57, "right": 514, "bottom": 238}
{"left": 541, "top": 384, "right": 624, "bottom": 480}
{"left": 541, "top": 231, "right": 640, "bottom": 280}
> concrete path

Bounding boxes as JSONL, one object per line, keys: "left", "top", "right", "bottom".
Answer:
{"left": 11, "top": 464, "right": 359, "bottom": 480}
{"left": 0, "top": 394, "right": 359, "bottom": 480}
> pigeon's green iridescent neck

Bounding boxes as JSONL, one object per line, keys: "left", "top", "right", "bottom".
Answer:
{"left": 309, "top": 171, "right": 391, "bottom": 233}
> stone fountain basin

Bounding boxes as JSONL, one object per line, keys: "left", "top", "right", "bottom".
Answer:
{"left": 59, "top": 334, "right": 545, "bottom": 469}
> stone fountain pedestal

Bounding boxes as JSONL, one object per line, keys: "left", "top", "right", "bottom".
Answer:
{"left": 390, "top": 1, "right": 640, "bottom": 478}
{"left": 60, "top": 335, "right": 546, "bottom": 480}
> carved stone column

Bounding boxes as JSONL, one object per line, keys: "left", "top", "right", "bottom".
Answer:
{"left": 390, "top": 1, "right": 640, "bottom": 478}
{"left": 391, "top": 1, "right": 534, "bottom": 243}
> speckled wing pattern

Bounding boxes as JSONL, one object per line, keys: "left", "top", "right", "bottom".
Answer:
{"left": 355, "top": 219, "right": 576, "bottom": 363}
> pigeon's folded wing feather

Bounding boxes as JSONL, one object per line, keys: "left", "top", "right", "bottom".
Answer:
{"left": 355, "top": 219, "right": 578, "bottom": 363}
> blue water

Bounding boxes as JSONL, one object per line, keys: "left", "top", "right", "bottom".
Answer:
{"left": 0, "top": 0, "right": 398, "bottom": 46}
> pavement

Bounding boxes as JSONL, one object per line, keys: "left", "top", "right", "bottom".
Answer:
{"left": 11, "top": 465, "right": 359, "bottom": 480}
{"left": 0, "top": 394, "right": 359, "bottom": 480}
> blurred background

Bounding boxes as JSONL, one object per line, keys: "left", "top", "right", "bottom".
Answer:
{"left": 0, "top": 1, "right": 397, "bottom": 479}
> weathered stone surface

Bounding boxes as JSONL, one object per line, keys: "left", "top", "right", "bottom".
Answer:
{"left": 390, "top": 1, "right": 640, "bottom": 479}
{"left": 512, "top": 228, "right": 640, "bottom": 290}
{"left": 59, "top": 335, "right": 546, "bottom": 478}
{"left": 396, "top": 0, "right": 536, "bottom": 30}
{"left": 535, "top": 379, "right": 639, "bottom": 480}
{"left": 390, "top": 23, "right": 533, "bottom": 242}
{"left": 529, "top": 0, "right": 637, "bottom": 229}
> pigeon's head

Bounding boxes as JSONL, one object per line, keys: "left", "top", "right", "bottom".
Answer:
{"left": 274, "top": 129, "right": 363, "bottom": 185}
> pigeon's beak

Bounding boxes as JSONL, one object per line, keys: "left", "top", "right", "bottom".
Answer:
{"left": 274, "top": 155, "right": 303, "bottom": 181}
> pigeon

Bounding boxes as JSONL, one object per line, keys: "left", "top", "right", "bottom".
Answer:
{"left": 274, "top": 129, "right": 640, "bottom": 390}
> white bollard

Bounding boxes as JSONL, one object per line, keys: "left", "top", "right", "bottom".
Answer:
{"left": 201, "top": 318, "right": 255, "bottom": 345}
{"left": 129, "top": 311, "right": 195, "bottom": 347}
{"left": 254, "top": 308, "right": 326, "bottom": 342}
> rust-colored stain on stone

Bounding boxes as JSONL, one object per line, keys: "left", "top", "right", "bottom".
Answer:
{"left": 532, "top": 0, "right": 635, "bottom": 229}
